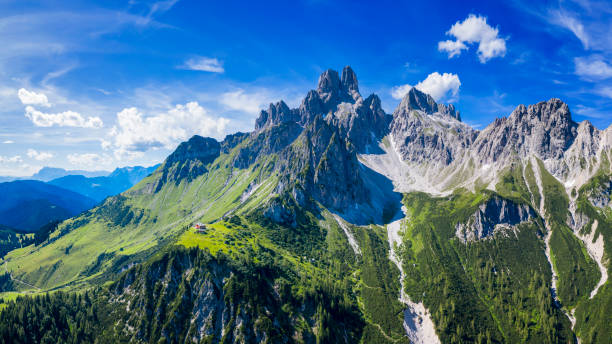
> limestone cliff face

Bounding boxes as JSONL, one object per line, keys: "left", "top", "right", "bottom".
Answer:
{"left": 473, "top": 99, "right": 578, "bottom": 164}
{"left": 455, "top": 195, "right": 536, "bottom": 242}
{"left": 276, "top": 115, "right": 367, "bottom": 211}
{"left": 390, "top": 87, "right": 476, "bottom": 165}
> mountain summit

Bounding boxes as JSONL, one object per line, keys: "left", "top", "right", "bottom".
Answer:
{"left": 2, "top": 67, "right": 612, "bottom": 344}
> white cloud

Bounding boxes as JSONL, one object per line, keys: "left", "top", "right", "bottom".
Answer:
{"left": 18, "top": 88, "right": 50, "bottom": 107}
{"left": 391, "top": 84, "right": 413, "bottom": 100}
{"left": 67, "top": 153, "right": 112, "bottom": 167}
{"left": 0, "top": 155, "right": 22, "bottom": 163}
{"left": 181, "top": 56, "right": 224, "bottom": 73}
{"left": 220, "top": 89, "right": 267, "bottom": 114}
{"left": 596, "top": 87, "right": 612, "bottom": 99}
{"left": 550, "top": 9, "right": 589, "bottom": 49}
{"left": 391, "top": 72, "right": 461, "bottom": 102}
{"left": 25, "top": 106, "right": 103, "bottom": 128}
{"left": 27, "top": 149, "right": 53, "bottom": 161}
{"left": 107, "top": 101, "right": 229, "bottom": 157}
{"left": 3, "top": 140, "right": 14, "bottom": 144}
{"left": 437, "top": 40, "right": 468, "bottom": 58}
{"left": 575, "top": 56, "right": 612, "bottom": 80}
{"left": 574, "top": 104, "right": 608, "bottom": 119}
{"left": 438, "top": 14, "right": 507, "bottom": 63}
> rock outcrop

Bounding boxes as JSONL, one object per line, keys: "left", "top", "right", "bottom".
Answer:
{"left": 455, "top": 196, "right": 535, "bottom": 242}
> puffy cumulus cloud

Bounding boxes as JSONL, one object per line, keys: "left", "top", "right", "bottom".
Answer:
{"left": 0, "top": 155, "right": 22, "bottom": 163}
{"left": 27, "top": 149, "right": 53, "bottom": 161}
{"left": 18, "top": 88, "right": 50, "bottom": 107}
{"left": 437, "top": 40, "right": 467, "bottom": 58}
{"left": 392, "top": 72, "right": 461, "bottom": 102}
{"left": 25, "top": 106, "right": 103, "bottom": 128}
{"left": 438, "top": 14, "right": 507, "bottom": 63}
{"left": 67, "top": 153, "right": 112, "bottom": 167}
{"left": 180, "top": 56, "right": 224, "bottom": 73}
{"left": 575, "top": 56, "right": 612, "bottom": 80}
{"left": 107, "top": 101, "right": 229, "bottom": 157}
{"left": 219, "top": 89, "right": 268, "bottom": 114}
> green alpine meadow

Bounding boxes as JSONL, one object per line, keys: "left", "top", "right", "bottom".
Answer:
{"left": 1, "top": 1, "right": 612, "bottom": 343}
{"left": 0, "top": 66, "right": 610, "bottom": 343}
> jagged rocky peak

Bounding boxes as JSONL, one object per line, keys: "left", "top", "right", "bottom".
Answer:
{"left": 316, "top": 66, "right": 362, "bottom": 105}
{"left": 253, "top": 66, "right": 388, "bottom": 152}
{"left": 510, "top": 98, "right": 574, "bottom": 127}
{"left": 255, "top": 66, "right": 363, "bottom": 131}
{"left": 397, "top": 87, "right": 461, "bottom": 121}
{"left": 390, "top": 87, "right": 475, "bottom": 165}
{"left": 341, "top": 65, "right": 359, "bottom": 96}
{"left": 474, "top": 98, "right": 578, "bottom": 164}
{"left": 455, "top": 195, "right": 535, "bottom": 243}
{"left": 567, "top": 120, "right": 600, "bottom": 157}
{"left": 317, "top": 69, "right": 341, "bottom": 95}
{"left": 254, "top": 100, "right": 298, "bottom": 130}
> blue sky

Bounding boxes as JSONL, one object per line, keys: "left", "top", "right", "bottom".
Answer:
{"left": 0, "top": 0, "right": 611, "bottom": 175}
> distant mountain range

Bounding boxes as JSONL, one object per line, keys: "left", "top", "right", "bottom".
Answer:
{"left": 0, "top": 180, "right": 96, "bottom": 232}
{"left": 0, "top": 167, "right": 109, "bottom": 183}
{"left": 0, "top": 165, "right": 159, "bottom": 232}
{"left": 48, "top": 165, "right": 159, "bottom": 201}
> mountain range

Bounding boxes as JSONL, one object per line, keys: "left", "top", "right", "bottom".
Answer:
{"left": 0, "top": 167, "right": 109, "bottom": 183}
{"left": 48, "top": 165, "right": 159, "bottom": 201}
{"left": 0, "top": 67, "right": 610, "bottom": 343}
{"left": 0, "top": 165, "right": 158, "bottom": 233}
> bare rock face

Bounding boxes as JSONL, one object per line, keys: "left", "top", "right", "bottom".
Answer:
{"left": 277, "top": 115, "right": 368, "bottom": 211}
{"left": 254, "top": 101, "right": 299, "bottom": 131}
{"left": 252, "top": 66, "right": 390, "bottom": 153}
{"left": 390, "top": 87, "right": 476, "bottom": 165}
{"left": 324, "top": 67, "right": 389, "bottom": 151}
{"left": 455, "top": 195, "right": 535, "bottom": 242}
{"left": 586, "top": 179, "right": 612, "bottom": 208}
{"left": 401, "top": 86, "right": 461, "bottom": 121}
{"left": 474, "top": 99, "right": 578, "bottom": 164}
{"left": 233, "top": 122, "right": 302, "bottom": 169}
